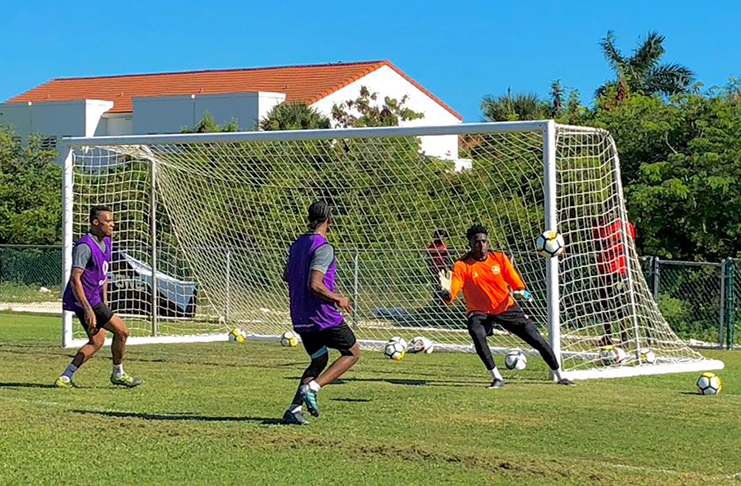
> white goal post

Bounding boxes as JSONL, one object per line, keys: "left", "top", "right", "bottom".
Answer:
{"left": 61, "top": 121, "right": 724, "bottom": 379}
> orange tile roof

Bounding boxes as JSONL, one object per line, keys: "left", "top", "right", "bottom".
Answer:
{"left": 6, "top": 60, "right": 461, "bottom": 120}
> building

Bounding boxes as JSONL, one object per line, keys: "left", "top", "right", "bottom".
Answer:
{"left": 0, "top": 60, "right": 464, "bottom": 163}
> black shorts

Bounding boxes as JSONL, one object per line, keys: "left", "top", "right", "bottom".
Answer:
{"left": 74, "top": 303, "right": 115, "bottom": 331}
{"left": 299, "top": 322, "right": 357, "bottom": 359}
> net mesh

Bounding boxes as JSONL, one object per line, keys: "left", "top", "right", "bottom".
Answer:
{"left": 67, "top": 124, "right": 704, "bottom": 372}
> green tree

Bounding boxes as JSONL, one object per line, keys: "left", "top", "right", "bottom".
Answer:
{"left": 591, "top": 85, "right": 741, "bottom": 260}
{"left": 182, "top": 112, "right": 239, "bottom": 133}
{"left": 481, "top": 89, "right": 549, "bottom": 121}
{"left": 260, "top": 102, "right": 330, "bottom": 131}
{"left": 0, "top": 126, "right": 61, "bottom": 244}
{"left": 331, "top": 86, "right": 424, "bottom": 128}
{"left": 598, "top": 30, "right": 694, "bottom": 100}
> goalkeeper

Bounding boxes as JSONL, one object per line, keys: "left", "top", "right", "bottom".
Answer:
{"left": 439, "top": 224, "right": 573, "bottom": 387}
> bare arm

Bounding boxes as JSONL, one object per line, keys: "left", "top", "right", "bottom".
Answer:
{"left": 102, "top": 279, "right": 108, "bottom": 306}
{"left": 282, "top": 264, "right": 289, "bottom": 283}
{"left": 71, "top": 268, "right": 96, "bottom": 328}
{"left": 309, "top": 270, "right": 351, "bottom": 313}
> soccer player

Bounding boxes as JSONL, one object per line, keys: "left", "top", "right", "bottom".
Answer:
{"left": 281, "top": 201, "right": 360, "bottom": 425}
{"left": 593, "top": 210, "right": 636, "bottom": 347}
{"left": 426, "top": 229, "right": 452, "bottom": 306}
{"left": 439, "top": 224, "right": 573, "bottom": 387}
{"left": 55, "top": 206, "right": 142, "bottom": 389}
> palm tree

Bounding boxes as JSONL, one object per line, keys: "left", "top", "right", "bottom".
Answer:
{"left": 598, "top": 31, "right": 694, "bottom": 99}
{"left": 259, "top": 102, "right": 330, "bottom": 131}
{"left": 481, "top": 89, "right": 549, "bottom": 121}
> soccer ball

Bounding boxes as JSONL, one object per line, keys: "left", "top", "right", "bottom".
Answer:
{"left": 409, "top": 336, "right": 434, "bottom": 354}
{"left": 696, "top": 372, "right": 722, "bottom": 395}
{"left": 535, "top": 230, "right": 565, "bottom": 258}
{"left": 384, "top": 340, "right": 406, "bottom": 361}
{"left": 599, "top": 345, "right": 627, "bottom": 366}
{"left": 504, "top": 351, "right": 527, "bottom": 370}
{"left": 228, "top": 328, "right": 246, "bottom": 343}
{"left": 280, "top": 331, "right": 298, "bottom": 348}
{"left": 388, "top": 336, "right": 408, "bottom": 349}
{"left": 639, "top": 348, "right": 657, "bottom": 364}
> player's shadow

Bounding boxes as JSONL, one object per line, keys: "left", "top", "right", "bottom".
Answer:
{"left": 330, "top": 397, "right": 372, "bottom": 403}
{"left": 0, "top": 382, "right": 57, "bottom": 389}
{"left": 72, "top": 409, "right": 283, "bottom": 425}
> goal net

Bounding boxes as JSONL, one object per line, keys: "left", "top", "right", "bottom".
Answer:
{"left": 62, "top": 121, "right": 723, "bottom": 379}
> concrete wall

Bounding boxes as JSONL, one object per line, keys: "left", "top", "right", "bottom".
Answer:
{"left": 132, "top": 92, "right": 285, "bottom": 134}
{"left": 0, "top": 99, "right": 113, "bottom": 141}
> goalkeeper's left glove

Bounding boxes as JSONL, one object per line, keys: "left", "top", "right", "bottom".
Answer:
{"left": 512, "top": 289, "right": 532, "bottom": 302}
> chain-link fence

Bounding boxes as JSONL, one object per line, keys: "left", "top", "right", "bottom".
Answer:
{"left": 1, "top": 244, "right": 738, "bottom": 348}
{"left": 0, "top": 245, "right": 63, "bottom": 314}
{"left": 640, "top": 257, "right": 737, "bottom": 349}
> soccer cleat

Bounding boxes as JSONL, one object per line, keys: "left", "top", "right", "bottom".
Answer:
{"left": 282, "top": 409, "right": 309, "bottom": 426}
{"left": 557, "top": 378, "right": 575, "bottom": 386}
{"left": 488, "top": 378, "right": 505, "bottom": 389}
{"left": 54, "top": 376, "right": 77, "bottom": 389}
{"left": 299, "top": 385, "right": 320, "bottom": 417}
{"left": 110, "top": 373, "right": 143, "bottom": 388}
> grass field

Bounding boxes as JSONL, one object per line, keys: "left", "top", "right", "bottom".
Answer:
{"left": 1, "top": 312, "right": 740, "bottom": 485}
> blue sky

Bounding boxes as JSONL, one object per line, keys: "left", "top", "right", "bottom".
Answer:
{"left": 1, "top": 1, "right": 739, "bottom": 121}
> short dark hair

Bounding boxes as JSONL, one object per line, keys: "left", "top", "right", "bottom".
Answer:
{"left": 89, "top": 205, "right": 112, "bottom": 224}
{"left": 433, "top": 229, "right": 448, "bottom": 240}
{"left": 466, "top": 223, "right": 487, "bottom": 241}
{"left": 307, "top": 201, "right": 331, "bottom": 230}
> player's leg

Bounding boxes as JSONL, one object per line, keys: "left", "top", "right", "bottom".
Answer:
{"left": 597, "top": 272, "right": 615, "bottom": 347}
{"left": 284, "top": 338, "right": 330, "bottom": 425}
{"left": 102, "top": 311, "right": 142, "bottom": 388}
{"left": 55, "top": 311, "right": 106, "bottom": 388}
{"left": 496, "top": 305, "right": 573, "bottom": 386}
{"left": 467, "top": 313, "right": 504, "bottom": 388}
{"left": 298, "top": 323, "right": 361, "bottom": 418}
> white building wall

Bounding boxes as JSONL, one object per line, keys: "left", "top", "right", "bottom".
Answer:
{"left": 101, "top": 113, "right": 133, "bottom": 136}
{"left": 309, "top": 65, "right": 461, "bottom": 160}
{"left": 0, "top": 99, "right": 113, "bottom": 140}
{"left": 133, "top": 92, "right": 285, "bottom": 134}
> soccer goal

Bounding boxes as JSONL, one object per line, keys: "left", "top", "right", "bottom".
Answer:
{"left": 61, "top": 121, "right": 723, "bottom": 379}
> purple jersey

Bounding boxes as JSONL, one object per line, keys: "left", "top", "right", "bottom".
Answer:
{"left": 63, "top": 234, "right": 112, "bottom": 311}
{"left": 287, "top": 233, "right": 343, "bottom": 333}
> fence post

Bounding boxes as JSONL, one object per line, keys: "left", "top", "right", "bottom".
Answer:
{"left": 719, "top": 259, "right": 727, "bottom": 349}
{"left": 652, "top": 256, "right": 660, "bottom": 302}
{"left": 225, "top": 248, "right": 231, "bottom": 322}
{"left": 727, "top": 260, "right": 735, "bottom": 350}
{"left": 352, "top": 249, "right": 359, "bottom": 329}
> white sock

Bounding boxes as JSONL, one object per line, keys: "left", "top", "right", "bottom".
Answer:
{"left": 489, "top": 367, "right": 503, "bottom": 381}
{"left": 289, "top": 404, "right": 302, "bottom": 413}
{"left": 113, "top": 364, "right": 124, "bottom": 379}
{"left": 308, "top": 380, "right": 321, "bottom": 392}
{"left": 61, "top": 364, "right": 78, "bottom": 381}
{"left": 553, "top": 368, "right": 564, "bottom": 381}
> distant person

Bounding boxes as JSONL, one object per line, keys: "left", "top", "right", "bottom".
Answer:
{"left": 55, "top": 206, "right": 142, "bottom": 388}
{"left": 593, "top": 209, "right": 636, "bottom": 347}
{"left": 426, "top": 229, "right": 453, "bottom": 305}
{"left": 282, "top": 201, "right": 360, "bottom": 425}
{"left": 439, "top": 224, "right": 573, "bottom": 387}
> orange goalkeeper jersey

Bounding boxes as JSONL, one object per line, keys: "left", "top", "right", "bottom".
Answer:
{"left": 446, "top": 251, "right": 526, "bottom": 316}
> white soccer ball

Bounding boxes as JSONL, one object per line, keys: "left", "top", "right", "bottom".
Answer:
{"left": 409, "top": 336, "right": 434, "bottom": 354}
{"left": 696, "top": 372, "right": 722, "bottom": 395}
{"left": 535, "top": 230, "right": 565, "bottom": 258}
{"left": 280, "top": 331, "right": 298, "bottom": 348}
{"left": 388, "top": 336, "right": 408, "bottom": 349}
{"left": 640, "top": 349, "right": 657, "bottom": 364}
{"left": 504, "top": 351, "right": 527, "bottom": 370}
{"left": 599, "top": 346, "right": 627, "bottom": 366}
{"left": 384, "top": 340, "right": 406, "bottom": 361}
